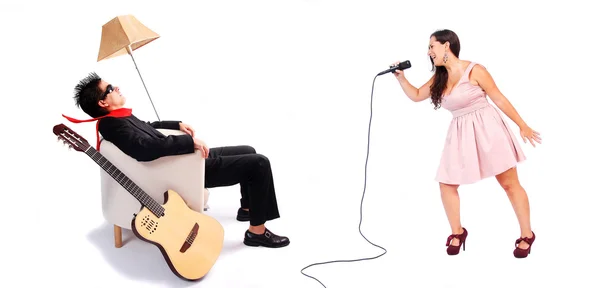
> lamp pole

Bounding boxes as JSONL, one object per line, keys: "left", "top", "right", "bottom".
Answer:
{"left": 126, "top": 45, "right": 161, "bottom": 121}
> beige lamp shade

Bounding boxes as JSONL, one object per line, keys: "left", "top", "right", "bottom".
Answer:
{"left": 97, "top": 15, "right": 160, "bottom": 62}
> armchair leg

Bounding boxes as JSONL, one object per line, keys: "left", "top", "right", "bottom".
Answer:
{"left": 114, "top": 225, "right": 123, "bottom": 248}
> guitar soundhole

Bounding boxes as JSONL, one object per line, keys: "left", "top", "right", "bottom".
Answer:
{"left": 141, "top": 215, "right": 159, "bottom": 234}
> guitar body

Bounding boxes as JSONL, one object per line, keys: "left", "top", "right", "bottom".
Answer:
{"left": 131, "top": 189, "right": 224, "bottom": 281}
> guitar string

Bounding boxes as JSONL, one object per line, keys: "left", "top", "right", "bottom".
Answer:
{"left": 87, "top": 148, "right": 187, "bottom": 239}
{"left": 89, "top": 148, "right": 164, "bottom": 214}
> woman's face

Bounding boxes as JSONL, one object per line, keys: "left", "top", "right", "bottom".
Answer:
{"left": 428, "top": 36, "right": 447, "bottom": 66}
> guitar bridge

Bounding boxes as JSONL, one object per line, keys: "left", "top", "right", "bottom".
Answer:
{"left": 141, "top": 215, "right": 159, "bottom": 234}
{"left": 180, "top": 223, "right": 199, "bottom": 253}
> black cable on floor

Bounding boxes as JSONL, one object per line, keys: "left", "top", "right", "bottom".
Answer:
{"left": 300, "top": 74, "right": 387, "bottom": 287}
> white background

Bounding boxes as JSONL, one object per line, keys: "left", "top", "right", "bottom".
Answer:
{"left": 1, "top": 0, "right": 598, "bottom": 287}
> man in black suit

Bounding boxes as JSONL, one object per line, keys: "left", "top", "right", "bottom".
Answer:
{"left": 70, "top": 72, "right": 289, "bottom": 248}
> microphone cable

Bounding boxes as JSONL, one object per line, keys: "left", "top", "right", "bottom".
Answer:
{"left": 300, "top": 73, "right": 388, "bottom": 287}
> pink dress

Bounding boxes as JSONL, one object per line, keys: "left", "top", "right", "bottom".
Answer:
{"left": 435, "top": 62, "right": 526, "bottom": 185}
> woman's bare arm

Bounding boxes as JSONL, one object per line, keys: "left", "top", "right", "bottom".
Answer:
{"left": 395, "top": 72, "right": 433, "bottom": 102}
{"left": 472, "top": 64, "right": 527, "bottom": 129}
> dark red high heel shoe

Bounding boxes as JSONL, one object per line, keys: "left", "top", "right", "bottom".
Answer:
{"left": 446, "top": 228, "right": 468, "bottom": 255}
{"left": 513, "top": 231, "right": 535, "bottom": 258}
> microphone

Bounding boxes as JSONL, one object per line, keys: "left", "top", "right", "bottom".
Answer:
{"left": 377, "top": 60, "right": 411, "bottom": 76}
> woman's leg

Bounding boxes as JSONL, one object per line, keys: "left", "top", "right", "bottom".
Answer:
{"left": 440, "top": 182, "right": 464, "bottom": 246}
{"left": 495, "top": 166, "right": 533, "bottom": 250}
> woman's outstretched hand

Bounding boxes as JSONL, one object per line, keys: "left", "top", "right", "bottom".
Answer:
{"left": 520, "top": 126, "right": 542, "bottom": 147}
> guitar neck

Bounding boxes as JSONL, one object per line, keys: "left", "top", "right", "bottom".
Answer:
{"left": 84, "top": 147, "right": 164, "bottom": 217}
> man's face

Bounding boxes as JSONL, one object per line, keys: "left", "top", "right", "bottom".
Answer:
{"left": 97, "top": 80, "right": 125, "bottom": 111}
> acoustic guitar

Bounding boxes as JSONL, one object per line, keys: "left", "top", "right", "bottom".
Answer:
{"left": 53, "top": 123, "right": 224, "bottom": 281}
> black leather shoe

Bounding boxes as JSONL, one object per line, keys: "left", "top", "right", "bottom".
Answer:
{"left": 244, "top": 229, "right": 290, "bottom": 248}
{"left": 236, "top": 208, "right": 250, "bottom": 222}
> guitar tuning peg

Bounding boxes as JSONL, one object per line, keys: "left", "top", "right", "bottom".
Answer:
{"left": 57, "top": 136, "right": 61, "bottom": 142}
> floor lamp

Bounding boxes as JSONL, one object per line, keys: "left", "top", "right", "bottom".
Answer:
{"left": 97, "top": 15, "right": 161, "bottom": 121}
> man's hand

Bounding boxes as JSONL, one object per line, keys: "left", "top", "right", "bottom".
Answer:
{"left": 193, "top": 138, "right": 209, "bottom": 158}
{"left": 179, "top": 122, "right": 195, "bottom": 137}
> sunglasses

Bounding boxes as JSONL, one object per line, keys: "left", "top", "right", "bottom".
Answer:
{"left": 101, "top": 84, "right": 114, "bottom": 99}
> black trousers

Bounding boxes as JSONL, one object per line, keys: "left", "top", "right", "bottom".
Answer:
{"left": 204, "top": 145, "right": 280, "bottom": 226}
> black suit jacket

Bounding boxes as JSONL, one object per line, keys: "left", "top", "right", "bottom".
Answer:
{"left": 98, "top": 115, "right": 195, "bottom": 162}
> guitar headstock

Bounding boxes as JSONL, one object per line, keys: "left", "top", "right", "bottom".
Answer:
{"left": 53, "top": 123, "right": 91, "bottom": 152}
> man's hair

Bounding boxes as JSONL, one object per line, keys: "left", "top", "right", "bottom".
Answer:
{"left": 73, "top": 72, "right": 108, "bottom": 118}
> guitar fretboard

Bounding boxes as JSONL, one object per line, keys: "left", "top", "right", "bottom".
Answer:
{"left": 85, "top": 147, "right": 165, "bottom": 217}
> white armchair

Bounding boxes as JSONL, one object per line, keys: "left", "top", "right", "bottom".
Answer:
{"left": 99, "top": 128, "right": 210, "bottom": 248}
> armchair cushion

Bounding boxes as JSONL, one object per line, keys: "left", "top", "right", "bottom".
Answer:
{"left": 99, "top": 128, "right": 206, "bottom": 229}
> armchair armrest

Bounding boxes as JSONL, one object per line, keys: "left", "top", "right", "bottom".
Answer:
{"left": 99, "top": 128, "right": 205, "bottom": 229}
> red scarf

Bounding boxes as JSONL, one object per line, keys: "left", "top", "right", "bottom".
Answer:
{"left": 62, "top": 108, "right": 132, "bottom": 151}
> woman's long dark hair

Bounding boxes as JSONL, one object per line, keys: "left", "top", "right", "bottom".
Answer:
{"left": 429, "top": 29, "right": 461, "bottom": 109}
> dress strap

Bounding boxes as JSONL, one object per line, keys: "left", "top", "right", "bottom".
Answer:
{"left": 463, "top": 62, "right": 476, "bottom": 80}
